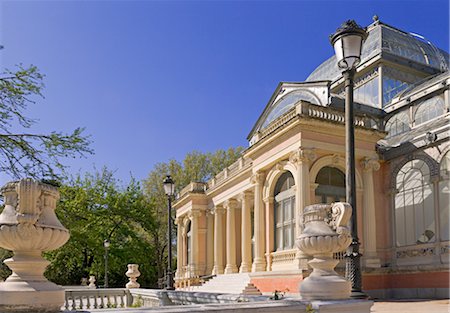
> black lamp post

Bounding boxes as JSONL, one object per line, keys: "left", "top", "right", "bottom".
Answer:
{"left": 103, "top": 239, "right": 110, "bottom": 288}
{"left": 330, "top": 20, "right": 368, "bottom": 298}
{"left": 163, "top": 175, "right": 175, "bottom": 290}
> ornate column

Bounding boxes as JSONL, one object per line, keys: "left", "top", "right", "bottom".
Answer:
{"left": 224, "top": 199, "right": 238, "bottom": 274}
{"left": 175, "top": 216, "right": 184, "bottom": 278}
{"left": 361, "top": 156, "right": 381, "bottom": 268}
{"left": 239, "top": 191, "right": 253, "bottom": 273}
{"left": 190, "top": 210, "right": 201, "bottom": 276}
{"left": 252, "top": 172, "right": 266, "bottom": 272}
{"left": 289, "top": 148, "right": 316, "bottom": 268}
{"left": 212, "top": 205, "right": 225, "bottom": 275}
{"left": 264, "top": 196, "right": 274, "bottom": 271}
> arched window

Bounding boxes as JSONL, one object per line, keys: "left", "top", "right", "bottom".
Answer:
{"left": 439, "top": 152, "right": 450, "bottom": 241}
{"left": 394, "top": 159, "right": 435, "bottom": 246}
{"left": 261, "top": 89, "right": 320, "bottom": 129}
{"left": 414, "top": 96, "right": 445, "bottom": 126}
{"left": 315, "top": 166, "right": 346, "bottom": 204}
{"left": 385, "top": 111, "right": 410, "bottom": 138}
{"left": 186, "top": 220, "right": 191, "bottom": 265}
{"left": 274, "top": 172, "right": 296, "bottom": 251}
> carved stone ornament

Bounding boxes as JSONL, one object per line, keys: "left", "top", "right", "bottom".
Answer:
{"left": 0, "top": 178, "right": 70, "bottom": 312}
{"left": 125, "top": 264, "right": 141, "bottom": 289}
{"left": 296, "top": 202, "right": 352, "bottom": 300}
{"left": 250, "top": 172, "right": 265, "bottom": 185}
{"left": 289, "top": 148, "right": 316, "bottom": 165}
{"left": 331, "top": 154, "right": 341, "bottom": 165}
{"left": 361, "top": 156, "right": 380, "bottom": 172}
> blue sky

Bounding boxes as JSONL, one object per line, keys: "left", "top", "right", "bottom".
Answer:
{"left": 1, "top": 0, "right": 448, "bottom": 186}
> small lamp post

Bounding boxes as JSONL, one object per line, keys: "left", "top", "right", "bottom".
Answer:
{"left": 104, "top": 239, "right": 110, "bottom": 288}
{"left": 163, "top": 175, "right": 175, "bottom": 290}
{"left": 330, "top": 20, "right": 368, "bottom": 298}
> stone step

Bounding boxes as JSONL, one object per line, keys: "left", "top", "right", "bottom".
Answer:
{"left": 194, "top": 273, "right": 261, "bottom": 295}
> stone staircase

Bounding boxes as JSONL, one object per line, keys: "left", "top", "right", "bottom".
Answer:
{"left": 193, "top": 273, "right": 262, "bottom": 295}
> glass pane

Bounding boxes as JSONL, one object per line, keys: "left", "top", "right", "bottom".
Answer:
{"left": 276, "top": 227, "right": 283, "bottom": 250}
{"left": 439, "top": 180, "right": 450, "bottom": 241}
{"left": 395, "top": 193, "right": 406, "bottom": 246}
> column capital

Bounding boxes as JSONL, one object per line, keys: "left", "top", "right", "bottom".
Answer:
{"left": 213, "top": 205, "right": 226, "bottom": 215}
{"left": 224, "top": 198, "right": 238, "bottom": 210}
{"left": 237, "top": 190, "right": 254, "bottom": 203}
{"left": 250, "top": 171, "right": 265, "bottom": 185}
{"left": 361, "top": 156, "right": 380, "bottom": 172}
{"left": 189, "top": 209, "right": 202, "bottom": 219}
{"left": 289, "top": 147, "right": 316, "bottom": 165}
{"left": 175, "top": 216, "right": 185, "bottom": 225}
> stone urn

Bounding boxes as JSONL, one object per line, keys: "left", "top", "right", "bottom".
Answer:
{"left": 296, "top": 202, "right": 352, "bottom": 300}
{"left": 88, "top": 275, "right": 96, "bottom": 289}
{"left": 0, "top": 179, "right": 70, "bottom": 312}
{"left": 125, "top": 263, "right": 141, "bottom": 288}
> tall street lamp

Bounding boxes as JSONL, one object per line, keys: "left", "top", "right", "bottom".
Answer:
{"left": 330, "top": 20, "right": 368, "bottom": 298}
{"left": 104, "top": 239, "right": 110, "bottom": 288}
{"left": 163, "top": 175, "right": 175, "bottom": 290}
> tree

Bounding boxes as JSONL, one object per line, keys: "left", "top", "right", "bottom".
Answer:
{"left": 44, "top": 169, "right": 159, "bottom": 288}
{"left": 143, "top": 147, "right": 244, "bottom": 280}
{"left": 0, "top": 65, "right": 92, "bottom": 179}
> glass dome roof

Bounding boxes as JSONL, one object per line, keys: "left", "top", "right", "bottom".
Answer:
{"left": 306, "top": 21, "right": 449, "bottom": 82}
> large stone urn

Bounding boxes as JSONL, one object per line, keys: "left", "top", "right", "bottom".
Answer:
{"left": 0, "top": 179, "right": 70, "bottom": 312}
{"left": 296, "top": 202, "right": 352, "bottom": 300}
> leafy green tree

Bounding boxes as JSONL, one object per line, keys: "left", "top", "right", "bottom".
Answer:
{"left": 44, "top": 169, "right": 158, "bottom": 287}
{"left": 0, "top": 65, "right": 92, "bottom": 179}
{"left": 143, "top": 147, "right": 244, "bottom": 280}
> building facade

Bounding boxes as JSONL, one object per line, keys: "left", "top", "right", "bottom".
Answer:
{"left": 173, "top": 19, "right": 450, "bottom": 299}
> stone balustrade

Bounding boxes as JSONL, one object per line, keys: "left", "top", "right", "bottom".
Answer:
{"left": 64, "top": 288, "right": 132, "bottom": 310}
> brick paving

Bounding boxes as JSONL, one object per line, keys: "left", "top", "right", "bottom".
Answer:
{"left": 371, "top": 299, "right": 449, "bottom": 313}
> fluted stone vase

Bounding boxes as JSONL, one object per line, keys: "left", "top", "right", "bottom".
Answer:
{"left": 296, "top": 202, "right": 352, "bottom": 300}
{"left": 0, "top": 179, "right": 70, "bottom": 312}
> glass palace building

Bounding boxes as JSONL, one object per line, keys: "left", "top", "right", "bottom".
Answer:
{"left": 172, "top": 18, "right": 450, "bottom": 299}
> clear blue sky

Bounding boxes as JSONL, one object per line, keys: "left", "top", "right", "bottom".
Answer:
{"left": 0, "top": 0, "right": 448, "bottom": 186}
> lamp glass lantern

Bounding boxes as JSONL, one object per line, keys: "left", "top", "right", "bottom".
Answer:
{"left": 163, "top": 175, "right": 175, "bottom": 197}
{"left": 330, "top": 20, "right": 367, "bottom": 71}
{"left": 103, "top": 239, "right": 110, "bottom": 249}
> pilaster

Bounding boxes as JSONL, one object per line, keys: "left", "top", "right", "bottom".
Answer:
{"left": 190, "top": 209, "right": 202, "bottom": 276}
{"left": 263, "top": 196, "right": 274, "bottom": 271}
{"left": 238, "top": 191, "right": 253, "bottom": 273}
{"left": 224, "top": 199, "right": 238, "bottom": 274}
{"left": 361, "top": 156, "right": 381, "bottom": 268}
{"left": 175, "top": 216, "right": 184, "bottom": 278}
{"left": 212, "top": 205, "right": 226, "bottom": 275}
{"left": 251, "top": 171, "right": 266, "bottom": 272}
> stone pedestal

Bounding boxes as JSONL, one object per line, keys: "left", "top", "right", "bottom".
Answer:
{"left": 296, "top": 202, "right": 352, "bottom": 300}
{"left": 0, "top": 179, "right": 70, "bottom": 312}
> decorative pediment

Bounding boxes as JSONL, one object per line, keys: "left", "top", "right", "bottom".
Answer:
{"left": 247, "top": 81, "right": 330, "bottom": 145}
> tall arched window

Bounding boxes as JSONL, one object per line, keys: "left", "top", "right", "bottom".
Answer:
{"left": 185, "top": 220, "right": 191, "bottom": 265}
{"left": 315, "top": 166, "right": 346, "bottom": 204}
{"left": 394, "top": 159, "right": 435, "bottom": 246}
{"left": 439, "top": 152, "right": 450, "bottom": 241}
{"left": 274, "top": 172, "right": 296, "bottom": 251}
